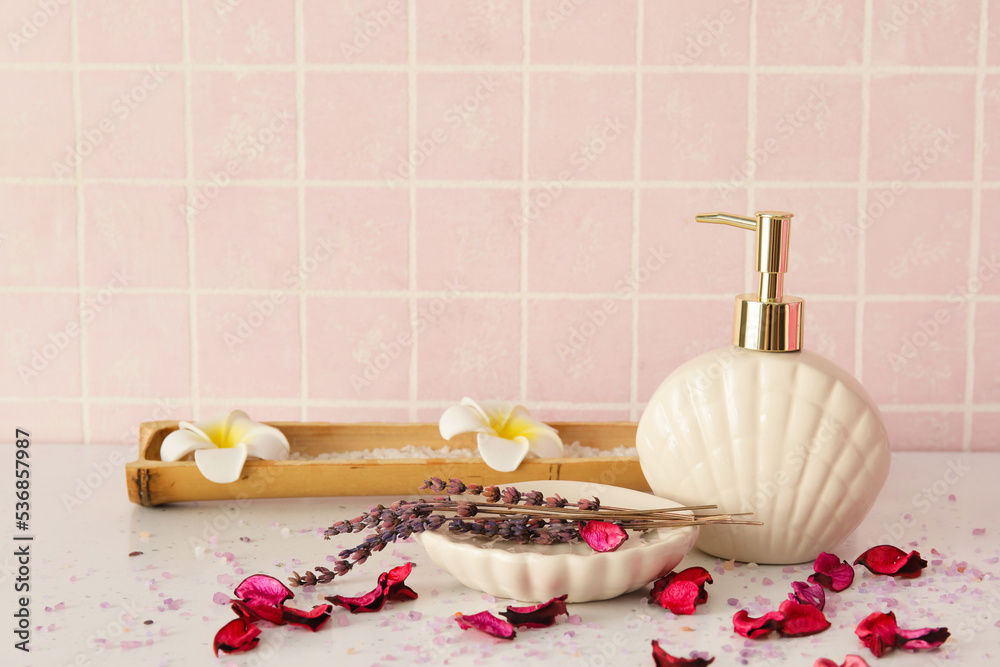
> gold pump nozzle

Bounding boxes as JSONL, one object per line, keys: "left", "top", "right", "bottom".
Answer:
{"left": 696, "top": 211, "right": 803, "bottom": 352}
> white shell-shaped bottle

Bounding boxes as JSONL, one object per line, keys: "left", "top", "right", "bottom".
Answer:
{"left": 637, "top": 346, "right": 890, "bottom": 564}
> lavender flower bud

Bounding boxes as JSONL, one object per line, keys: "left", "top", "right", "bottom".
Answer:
{"left": 465, "top": 484, "right": 483, "bottom": 496}
{"left": 445, "top": 478, "right": 466, "bottom": 495}
{"left": 501, "top": 487, "right": 521, "bottom": 505}
{"left": 333, "top": 560, "right": 352, "bottom": 576}
{"left": 523, "top": 490, "right": 544, "bottom": 506}
{"left": 456, "top": 501, "right": 478, "bottom": 517}
{"left": 482, "top": 485, "right": 501, "bottom": 503}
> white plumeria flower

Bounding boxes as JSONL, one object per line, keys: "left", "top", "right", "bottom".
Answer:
{"left": 159, "top": 410, "right": 290, "bottom": 484}
{"left": 439, "top": 397, "right": 563, "bottom": 472}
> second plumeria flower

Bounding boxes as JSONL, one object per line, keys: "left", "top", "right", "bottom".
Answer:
{"left": 160, "top": 410, "right": 290, "bottom": 483}
{"left": 439, "top": 398, "right": 563, "bottom": 472}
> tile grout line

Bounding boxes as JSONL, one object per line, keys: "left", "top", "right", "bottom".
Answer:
{"left": 855, "top": 0, "right": 873, "bottom": 383}
{"left": 629, "top": 1, "right": 644, "bottom": 421}
{"left": 745, "top": 0, "right": 757, "bottom": 290}
{"left": 70, "top": 0, "right": 89, "bottom": 443}
{"left": 181, "top": 0, "right": 198, "bottom": 422}
{"left": 519, "top": 0, "right": 529, "bottom": 405}
{"left": 295, "top": 0, "right": 308, "bottom": 421}
{"left": 963, "top": 0, "right": 990, "bottom": 451}
{"left": 407, "top": 0, "right": 418, "bottom": 421}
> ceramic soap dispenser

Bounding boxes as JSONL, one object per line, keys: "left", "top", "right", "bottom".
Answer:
{"left": 636, "top": 210, "right": 890, "bottom": 564}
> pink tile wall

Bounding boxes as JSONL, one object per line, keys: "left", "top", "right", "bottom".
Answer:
{"left": 1, "top": 1, "right": 996, "bottom": 452}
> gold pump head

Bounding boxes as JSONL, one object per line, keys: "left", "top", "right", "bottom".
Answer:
{"left": 695, "top": 211, "right": 803, "bottom": 352}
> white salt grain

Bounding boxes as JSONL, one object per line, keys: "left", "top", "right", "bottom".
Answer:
{"left": 287, "top": 441, "right": 638, "bottom": 461}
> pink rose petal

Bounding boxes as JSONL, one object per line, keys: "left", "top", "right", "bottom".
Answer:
{"left": 733, "top": 610, "right": 786, "bottom": 639}
{"left": 454, "top": 610, "right": 516, "bottom": 640}
{"left": 578, "top": 520, "right": 628, "bottom": 552}
{"left": 650, "top": 567, "right": 713, "bottom": 615}
{"left": 213, "top": 617, "right": 261, "bottom": 656}
{"left": 500, "top": 595, "right": 568, "bottom": 628}
{"left": 814, "top": 657, "right": 871, "bottom": 667}
{"left": 789, "top": 581, "right": 826, "bottom": 611}
{"left": 281, "top": 603, "right": 333, "bottom": 631}
{"left": 776, "top": 599, "right": 831, "bottom": 637}
{"left": 233, "top": 574, "right": 294, "bottom": 608}
{"left": 809, "top": 552, "right": 855, "bottom": 592}
{"left": 854, "top": 545, "right": 927, "bottom": 579}
{"left": 652, "top": 639, "right": 715, "bottom": 666}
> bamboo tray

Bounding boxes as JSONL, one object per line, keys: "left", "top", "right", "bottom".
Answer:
{"left": 126, "top": 421, "right": 645, "bottom": 506}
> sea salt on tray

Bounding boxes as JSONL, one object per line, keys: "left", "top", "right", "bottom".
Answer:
{"left": 287, "top": 442, "right": 638, "bottom": 461}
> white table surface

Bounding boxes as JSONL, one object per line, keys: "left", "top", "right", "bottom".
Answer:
{"left": 2, "top": 446, "right": 998, "bottom": 667}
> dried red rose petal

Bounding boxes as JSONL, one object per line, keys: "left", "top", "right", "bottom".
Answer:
{"left": 650, "top": 567, "right": 713, "bottom": 615}
{"left": 813, "top": 656, "right": 871, "bottom": 667}
{"left": 213, "top": 617, "right": 261, "bottom": 656}
{"left": 777, "top": 599, "right": 831, "bottom": 637}
{"left": 382, "top": 562, "right": 418, "bottom": 601}
{"left": 234, "top": 574, "right": 294, "bottom": 608}
{"left": 500, "top": 595, "right": 568, "bottom": 628}
{"left": 733, "top": 609, "right": 786, "bottom": 639}
{"left": 651, "top": 639, "right": 715, "bottom": 666}
{"left": 280, "top": 603, "right": 333, "bottom": 631}
{"left": 326, "top": 584, "right": 387, "bottom": 614}
{"left": 854, "top": 545, "right": 927, "bottom": 579}
{"left": 578, "top": 520, "right": 628, "bottom": 552}
{"left": 325, "top": 563, "right": 418, "bottom": 614}
{"left": 809, "top": 552, "right": 855, "bottom": 592}
{"left": 789, "top": 580, "right": 826, "bottom": 611}
{"left": 894, "top": 624, "right": 951, "bottom": 651}
{"left": 855, "top": 611, "right": 899, "bottom": 657}
{"left": 454, "top": 610, "right": 516, "bottom": 640}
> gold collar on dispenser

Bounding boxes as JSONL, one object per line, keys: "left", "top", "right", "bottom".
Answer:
{"left": 696, "top": 211, "right": 803, "bottom": 352}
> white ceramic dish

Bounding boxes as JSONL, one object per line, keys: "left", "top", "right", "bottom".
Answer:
{"left": 416, "top": 480, "right": 699, "bottom": 603}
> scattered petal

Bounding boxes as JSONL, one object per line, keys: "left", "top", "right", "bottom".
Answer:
{"left": 454, "top": 611, "right": 516, "bottom": 640}
{"left": 281, "top": 603, "right": 333, "bottom": 631}
{"left": 854, "top": 545, "right": 927, "bottom": 579}
{"left": 234, "top": 574, "right": 294, "bottom": 608}
{"left": 382, "top": 562, "right": 418, "bottom": 602}
{"left": 789, "top": 581, "right": 826, "bottom": 611}
{"left": 325, "top": 585, "right": 386, "bottom": 614}
{"left": 777, "top": 600, "right": 830, "bottom": 637}
{"left": 500, "top": 595, "right": 568, "bottom": 628}
{"left": 213, "top": 618, "right": 261, "bottom": 656}
{"left": 809, "top": 552, "right": 855, "bottom": 592}
{"left": 813, "top": 657, "right": 870, "bottom": 667}
{"left": 652, "top": 640, "right": 715, "bottom": 666}
{"left": 733, "top": 610, "right": 786, "bottom": 639}
{"left": 895, "top": 624, "right": 951, "bottom": 651}
{"left": 651, "top": 568, "right": 712, "bottom": 615}
{"left": 856, "top": 612, "right": 902, "bottom": 657}
{"left": 578, "top": 520, "right": 628, "bottom": 553}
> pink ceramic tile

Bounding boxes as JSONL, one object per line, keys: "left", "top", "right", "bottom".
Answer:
{"left": 415, "top": 73, "right": 521, "bottom": 180}
{"left": 754, "top": 74, "right": 862, "bottom": 182}
{"left": 754, "top": 188, "right": 858, "bottom": 296}
{"left": 198, "top": 294, "right": 300, "bottom": 399}
{"left": 864, "top": 188, "right": 971, "bottom": 295}
{"left": 531, "top": 0, "right": 636, "bottom": 65}
{"left": 78, "top": 69, "right": 184, "bottom": 179}
{"left": 191, "top": 72, "right": 296, "bottom": 181}
{"left": 307, "top": 296, "right": 410, "bottom": 401}
{"left": 0, "top": 402, "right": 82, "bottom": 444}
{"left": 193, "top": 187, "right": 298, "bottom": 290}
{"left": 305, "top": 72, "right": 408, "bottom": 180}
{"left": 529, "top": 73, "right": 635, "bottom": 181}
{"left": 527, "top": 299, "right": 631, "bottom": 403}
{"left": 643, "top": 0, "right": 750, "bottom": 66}
{"left": 991, "top": 0, "right": 1000, "bottom": 65}
{"left": 979, "top": 191, "right": 1000, "bottom": 295}
{"left": 532, "top": 407, "right": 632, "bottom": 423}
{"left": 642, "top": 74, "right": 747, "bottom": 181}
{"left": 416, "top": 188, "right": 520, "bottom": 292}
{"left": 872, "top": 0, "right": 980, "bottom": 66}
{"left": 527, "top": 188, "right": 632, "bottom": 293}
{"left": 0, "top": 294, "right": 80, "bottom": 398}
{"left": 86, "top": 294, "right": 190, "bottom": 398}
{"left": 638, "top": 188, "right": 747, "bottom": 294}
{"left": 970, "top": 412, "right": 1000, "bottom": 451}
{"left": 83, "top": 185, "right": 187, "bottom": 288}
{"left": 805, "top": 300, "right": 856, "bottom": 374}
{"left": 974, "top": 303, "right": 1000, "bottom": 403}
{"left": 0, "top": 0, "right": 72, "bottom": 62}
{"left": 417, "top": 298, "right": 521, "bottom": 401}
{"left": 0, "top": 185, "right": 77, "bottom": 287}
{"left": 984, "top": 76, "right": 1000, "bottom": 182}
{"left": 189, "top": 0, "right": 295, "bottom": 63}
{"left": 77, "top": 0, "right": 181, "bottom": 63}
{"left": 308, "top": 406, "right": 411, "bottom": 423}
{"left": 416, "top": 0, "right": 522, "bottom": 64}
{"left": 198, "top": 403, "right": 302, "bottom": 423}
{"left": 0, "top": 71, "right": 73, "bottom": 177}
{"left": 880, "top": 411, "right": 963, "bottom": 450}
{"left": 304, "top": 187, "right": 409, "bottom": 291}
{"left": 638, "top": 298, "right": 732, "bottom": 401}
{"left": 304, "top": 0, "right": 408, "bottom": 64}
{"left": 757, "top": 0, "right": 863, "bottom": 65}
{"left": 868, "top": 74, "right": 975, "bottom": 182}
{"left": 88, "top": 399, "right": 189, "bottom": 446}
{"left": 862, "top": 301, "right": 967, "bottom": 404}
